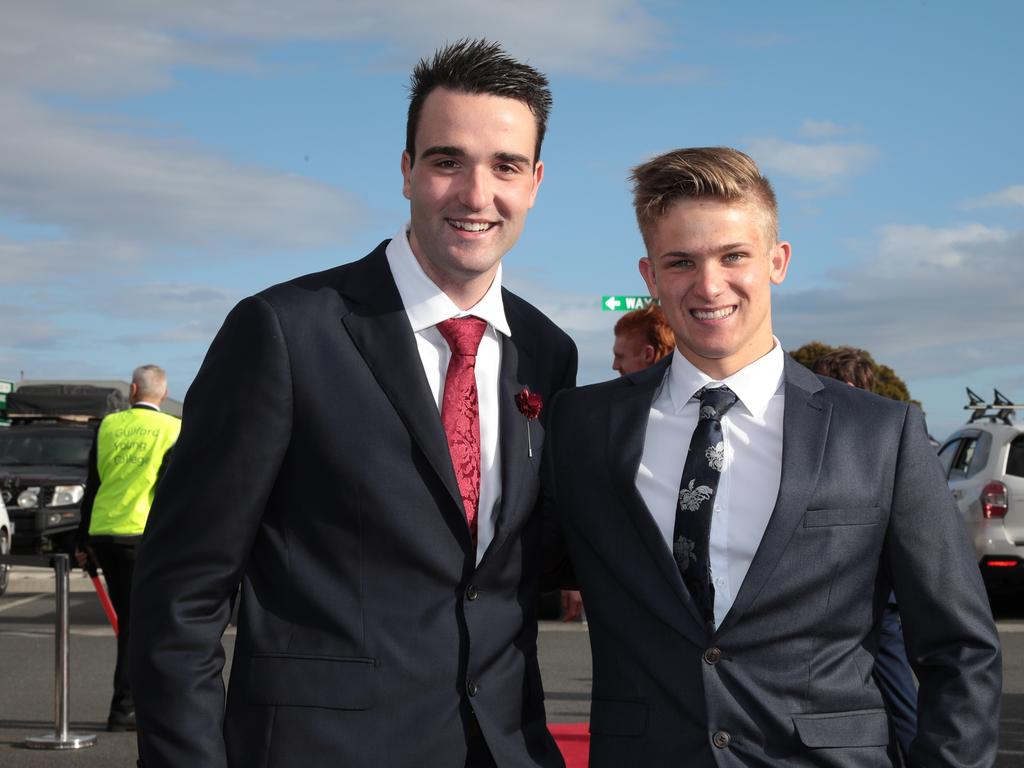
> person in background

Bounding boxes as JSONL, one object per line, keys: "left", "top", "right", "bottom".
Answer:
{"left": 75, "top": 364, "right": 179, "bottom": 732}
{"left": 612, "top": 303, "right": 675, "bottom": 376}
{"left": 130, "top": 39, "right": 575, "bottom": 768}
{"left": 812, "top": 345, "right": 918, "bottom": 760}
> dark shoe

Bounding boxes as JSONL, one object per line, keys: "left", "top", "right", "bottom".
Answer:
{"left": 107, "top": 711, "right": 136, "bottom": 732}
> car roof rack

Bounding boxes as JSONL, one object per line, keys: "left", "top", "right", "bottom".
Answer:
{"left": 965, "top": 387, "right": 1023, "bottom": 426}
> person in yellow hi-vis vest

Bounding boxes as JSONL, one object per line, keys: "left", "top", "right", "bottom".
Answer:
{"left": 75, "top": 364, "right": 180, "bottom": 732}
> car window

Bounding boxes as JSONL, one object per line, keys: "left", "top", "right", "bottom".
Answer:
{"left": 963, "top": 431, "right": 992, "bottom": 479}
{"left": 0, "top": 432, "right": 92, "bottom": 466}
{"left": 1008, "top": 436, "right": 1024, "bottom": 479}
{"left": 938, "top": 439, "right": 962, "bottom": 478}
{"left": 949, "top": 437, "right": 978, "bottom": 480}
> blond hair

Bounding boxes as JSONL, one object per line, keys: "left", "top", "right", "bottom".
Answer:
{"left": 630, "top": 147, "right": 778, "bottom": 247}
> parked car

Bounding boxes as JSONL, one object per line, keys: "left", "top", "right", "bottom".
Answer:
{"left": 939, "top": 389, "right": 1024, "bottom": 593}
{"left": 0, "top": 384, "right": 125, "bottom": 555}
{"left": 0, "top": 494, "right": 11, "bottom": 596}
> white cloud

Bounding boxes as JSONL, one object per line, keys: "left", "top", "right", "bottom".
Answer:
{"left": 774, "top": 223, "right": 1023, "bottom": 380}
{"left": 90, "top": 282, "right": 238, "bottom": 320}
{"left": 0, "top": 95, "right": 362, "bottom": 257}
{"left": 962, "top": 185, "right": 1024, "bottom": 210}
{"left": 746, "top": 138, "right": 878, "bottom": 185}
{"left": 0, "top": 303, "right": 69, "bottom": 350}
{"left": 1, "top": 1, "right": 664, "bottom": 93}
{"left": 798, "top": 120, "right": 858, "bottom": 139}
{"left": 115, "top": 321, "right": 223, "bottom": 347}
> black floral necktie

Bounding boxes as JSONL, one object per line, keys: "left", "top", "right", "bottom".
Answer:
{"left": 672, "top": 385, "right": 738, "bottom": 627}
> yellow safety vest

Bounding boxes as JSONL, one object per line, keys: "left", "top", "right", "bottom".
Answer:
{"left": 89, "top": 407, "right": 181, "bottom": 536}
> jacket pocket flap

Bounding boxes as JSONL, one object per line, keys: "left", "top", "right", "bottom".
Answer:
{"left": 803, "top": 507, "right": 880, "bottom": 527}
{"left": 247, "top": 654, "right": 376, "bottom": 710}
{"left": 793, "top": 710, "right": 889, "bottom": 747}
{"left": 589, "top": 698, "right": 648, "bottom": 737}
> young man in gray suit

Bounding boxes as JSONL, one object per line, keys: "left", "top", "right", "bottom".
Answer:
{"left": 130, "top": 40, "right": 575, "bottom": 768}
{"left": 544, "top": 147, "right": 1000, "bottom": 766}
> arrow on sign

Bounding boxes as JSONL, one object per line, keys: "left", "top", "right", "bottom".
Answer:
{"left": 603, "top": 296, "right": 622, "bottom": 310}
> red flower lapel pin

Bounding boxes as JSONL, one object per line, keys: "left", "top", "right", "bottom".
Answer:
{"left": 515, "top": 388, "right": 542, "bottom": 456}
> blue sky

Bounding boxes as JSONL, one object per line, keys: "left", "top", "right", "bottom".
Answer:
{"left": 1, "top": 1, "right": 1021, "bottom": 440}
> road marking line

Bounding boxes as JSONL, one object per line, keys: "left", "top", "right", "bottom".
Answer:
{"left": 0, "top": 593, "right": 47, "bottom": 614}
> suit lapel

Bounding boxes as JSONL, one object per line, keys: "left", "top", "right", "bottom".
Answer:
{"left": 607, "top": 361, "right": 709, "bottom": 644}
{"left": 481, "top": 332, "right": 534, "bottom": 565}
{"left": 337, "top": 247, "right": 467, "bottom": 533}
{"left": 717, "top": 357, "right": 831, "bottom": 636}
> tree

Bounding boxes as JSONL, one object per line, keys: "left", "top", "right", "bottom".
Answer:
{"left": 789, "top": 341, "right": 914, "bottom": 404}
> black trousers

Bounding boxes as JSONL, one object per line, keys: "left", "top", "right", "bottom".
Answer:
{"left": 90, "top": 538, "right": 138, "bottom": 716}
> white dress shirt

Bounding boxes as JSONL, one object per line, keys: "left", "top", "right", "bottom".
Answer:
{"left": 636, "top": 342, "right": 786, "bottom": 626}
{"left": 386, "top": 225, "right": 509, "bottom": 564}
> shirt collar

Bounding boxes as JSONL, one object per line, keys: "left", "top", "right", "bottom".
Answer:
{"left": 133, "top": 401, "right": 161, "bottom": 411}
{"left": 385, "top": 223, "right": 511, "bottom": 336}
{"left": 665, "top": 338, "right": 785, "bottom": 418}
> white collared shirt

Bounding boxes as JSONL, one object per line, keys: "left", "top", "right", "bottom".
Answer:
{"left": 636, "top": 342, "right": 786, "bottom": 626}
{"left": 385, "top": 224, "right": 509, "bottom": 564}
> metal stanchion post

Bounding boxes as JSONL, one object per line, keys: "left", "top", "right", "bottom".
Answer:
{"left": 25, "top": 553, "right": 97, "bottom": 750}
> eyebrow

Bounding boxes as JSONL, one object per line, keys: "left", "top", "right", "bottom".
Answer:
{"left": 419, "top": 146, "right": 532, "bottom": 166}
{"left": 420, "top": 145, "right": 465, "bottom": 160}
{"left": 658, "top": 243, "right": 751, "bottom": 260}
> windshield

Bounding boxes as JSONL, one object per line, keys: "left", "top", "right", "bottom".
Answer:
{"left": 0, "top": 432, "right": 92, "bottom": 466}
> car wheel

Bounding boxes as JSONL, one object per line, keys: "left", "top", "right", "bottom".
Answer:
{"left": 0, "top": 529, "right": 10, "bottom": 596}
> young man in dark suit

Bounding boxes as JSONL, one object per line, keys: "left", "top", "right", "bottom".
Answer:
{"left": 130, "top": 40, "right": 575, "bottom": 768}
{"left": 544, "top": 147, "right": 1000, "bottom": 766}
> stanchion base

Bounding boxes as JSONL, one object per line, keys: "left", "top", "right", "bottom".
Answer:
{"left": 25, "top": 732, "right": 97, "bottom": 750}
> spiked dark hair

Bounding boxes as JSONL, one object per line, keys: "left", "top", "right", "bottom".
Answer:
{"left": 406, "top": 39, "right": 552, "bottom": 165}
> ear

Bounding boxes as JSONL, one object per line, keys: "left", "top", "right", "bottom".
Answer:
{"left": 527, "top": 160, "right": 544, "bottom": 208}
{"left": 641, "top": 344, "right": 656, "bottom": 364}
{"left": 639, "top": 257, "right": 659, "bottom": 299}
{"left": 769, "top": 241, "right": 791, "bottom": 286}
{"left": 401, "top": 151, "right": 413, "bottom": 200}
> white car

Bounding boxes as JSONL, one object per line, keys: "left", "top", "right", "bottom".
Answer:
{"left": 939, "top": 389, "right": 1024, "bottom": 593}
{"left": 0, "top": 494, "right": 11, "bottom": 596}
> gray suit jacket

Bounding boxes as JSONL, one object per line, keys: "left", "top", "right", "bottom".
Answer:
{"left": 544, "top": 355, "right": 1000, "bottom": 767}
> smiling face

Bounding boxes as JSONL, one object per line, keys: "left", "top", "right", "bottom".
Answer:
{"left": 638, "top": 198, "right": 791, "bottom": 379}
{"left": 401, "top": 87, "right": 543, "bottom": 308}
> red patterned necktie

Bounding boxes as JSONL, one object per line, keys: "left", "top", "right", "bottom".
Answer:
{"left": 437, "top": 316, "right": 488, "bottom": 544}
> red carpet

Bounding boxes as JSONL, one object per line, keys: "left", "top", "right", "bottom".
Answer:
{"left": 549, "top": 722, "right": 590, "bottom": 768}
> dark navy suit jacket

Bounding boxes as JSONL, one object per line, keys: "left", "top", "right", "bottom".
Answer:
{"left": 130, "top": 242, "right": 576, "bottom": 768}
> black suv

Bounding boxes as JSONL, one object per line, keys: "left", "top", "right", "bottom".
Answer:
{"left": 0, "top": 384, "right": 125, "bottom": 554}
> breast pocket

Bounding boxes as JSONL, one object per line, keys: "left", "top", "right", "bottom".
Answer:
{"left": 803, "top": 507, "right": 880, "bottom": 528}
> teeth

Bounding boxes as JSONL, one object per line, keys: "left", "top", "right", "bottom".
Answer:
{"left": 692, "top": 307, "right": 735, "bottom": 320}
{"left": 450, "top": 220, "right": 491, "bottom": 232}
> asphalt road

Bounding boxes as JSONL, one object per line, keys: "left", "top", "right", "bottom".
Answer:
{"left": 1, "top": 567, "right": 1023, "bottom": 766}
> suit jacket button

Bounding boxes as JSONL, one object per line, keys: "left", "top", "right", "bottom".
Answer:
{"left": 467, "top": 680, "right": 479, "bottom": 697}
{"left": 712, "top": 730, "right": 730, "bottom": 749}
{"left": 703, "top": 647, "right": 722, "bottom": 664}
{"left": 466, "top": 583, "right": 479, "bottom": 601}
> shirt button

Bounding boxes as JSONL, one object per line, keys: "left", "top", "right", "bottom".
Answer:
{"left": 712, "top": 730, "right": 731, "bottom": 749}
{"left": 703, "top": 647, "right": 722, "bottom": 665}
{"left": 467, "top": 680, "right": 479, "bottom": 697}
{"left": 465, "top": 583, "right": 479, "bottom": 601}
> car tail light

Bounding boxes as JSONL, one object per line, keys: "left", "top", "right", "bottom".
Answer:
{"left": 981, "top": 481, "right": 1008, "bottom": 519}
{"left": 985, "top": 560, "right": 1019, "bottom": 568}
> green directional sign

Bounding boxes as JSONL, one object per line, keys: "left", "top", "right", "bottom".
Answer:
{"left": 601, "top": 295, "right": 655, "bottom": 312}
